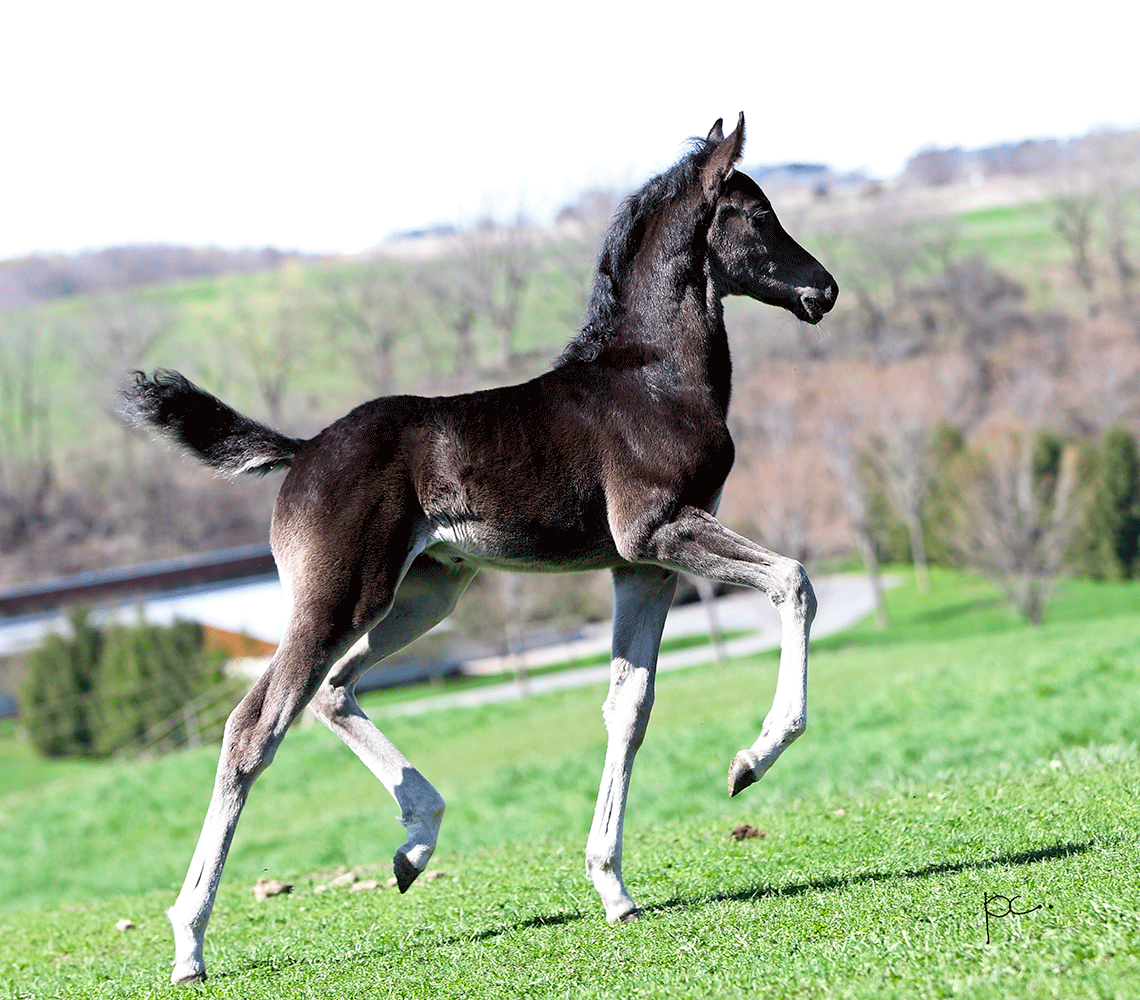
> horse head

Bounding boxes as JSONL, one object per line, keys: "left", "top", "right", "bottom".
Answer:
{"left": 702, "top": 113, "right": 839, "bottom": 324}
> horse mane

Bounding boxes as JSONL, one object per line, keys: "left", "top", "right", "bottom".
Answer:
{"left": 556, "top": 135, "right": 718, "bottom": 366}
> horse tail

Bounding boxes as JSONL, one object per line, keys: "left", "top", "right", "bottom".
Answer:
{"left": 119, "top": 369, "right": 305, "bottom": 477}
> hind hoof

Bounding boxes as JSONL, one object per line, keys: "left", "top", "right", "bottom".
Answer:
{"left": 393, "top": 850, "right": 421, "bottom": 893}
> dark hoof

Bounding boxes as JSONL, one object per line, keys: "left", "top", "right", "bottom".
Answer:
{"left": 727, "top": 755, "right": 758, "bottom": 798}
{"left": 393, "top": 851, "right": 421, "bottom": 893}
{"left": 172, "top": 972, "right": 207, "bottom": 986}
{"left": 618, "top": 908, "right": 641, "bottom": 923}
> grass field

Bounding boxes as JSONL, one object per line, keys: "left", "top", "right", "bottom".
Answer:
{"left": 3, "top": 570, "right": 1140, "bottom": 998}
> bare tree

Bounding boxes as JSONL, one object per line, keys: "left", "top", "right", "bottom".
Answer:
{"left": 461, "top": 216, "right": 541, "bottom": 373}
{"left": 1053, "top": 193, "right": 1100, "bottom": 317}
{"left": 218, "top": 264, "right": 313, "bottom": 430}
{"left": 1067, "top": 339, "right": 1140, "bottom": 433}
{"left": 549, "top": 189, "right": 617, "bottom": 329}
{"left": 827, "top": 217, "right": 949, "bottom": 363}
{"left": 324, "top": 264, "right": 419, "bottom": 397}
{"left": 0, "top": 316, "right": 58, "bottom": 554}
{"left": 1095, "top": 132, "right": 1140, "bottom": 310}
{"left": 418, "top": 261, "right": 481, "bottom": 383}
{"left": 735, "top": 393, "right": 817, "bottom": 563}
{"left": 824, "top": 420, "right": 889, "bottom": 628}
{"left": 83, "top": 293, "right": 173, "bottom": 385}
{"left": 865, "top": 418, "right": 934, "bottom": 592}
{"left": 497, "top": 572, "right": 532, "bottom": 696}
{"left": 946, "top": 433, "right": 1085, "bottom": 625}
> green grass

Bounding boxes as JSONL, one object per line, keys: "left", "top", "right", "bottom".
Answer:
{"left": 954, "top": 201, "right": 1069, "bottom": 276}
{"left": 3, "top": 571, "right": 1140, "bottom": 997}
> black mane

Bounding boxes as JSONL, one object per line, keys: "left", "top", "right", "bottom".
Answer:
{"left": 556, "top": 136, "right": 718, "bottom": 366}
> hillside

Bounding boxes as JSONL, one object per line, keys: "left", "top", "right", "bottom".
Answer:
{"left": 0, "top": 246, "right": 320, "bottom": 313}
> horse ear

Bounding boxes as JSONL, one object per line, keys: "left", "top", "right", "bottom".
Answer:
{"left": 701, "top": 112, "right": 745, "bottom": 201}
{"left": 706, "top": 118, "right": 725, "bottom": 144}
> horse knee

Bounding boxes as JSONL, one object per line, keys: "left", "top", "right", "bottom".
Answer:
{"left": 773, "top": 560, "right": 816, "bottom": 626}
{"left": 602, "top": 666, "right": 654, "bottom": 748}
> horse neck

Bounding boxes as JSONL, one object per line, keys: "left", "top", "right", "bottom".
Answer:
{"left": 620, "top": 235, "right": 733, "bottom": 416}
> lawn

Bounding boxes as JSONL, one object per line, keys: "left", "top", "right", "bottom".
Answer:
{"left": 2, "top": 570, "right": 1139, "bottom": 998}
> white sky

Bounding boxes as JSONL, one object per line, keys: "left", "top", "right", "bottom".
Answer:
{"left": 3, "top": 0, "right": 1137, "bottom": 260}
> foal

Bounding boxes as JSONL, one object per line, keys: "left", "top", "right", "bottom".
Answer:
{"left": 121, "top": 114, "right": 837, "bottom": 984}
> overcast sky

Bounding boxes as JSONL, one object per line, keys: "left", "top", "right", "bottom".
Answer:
{"left": 3, "top": 0, "right": 1137, "bottom": 260}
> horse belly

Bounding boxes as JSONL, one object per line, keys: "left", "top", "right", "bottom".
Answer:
{"left": 424, "top": 517, "right": 621, "bottom": 573}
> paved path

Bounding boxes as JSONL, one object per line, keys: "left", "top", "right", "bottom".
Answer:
{"left": 378, "top": 573, "right": 880, "bottom": 718}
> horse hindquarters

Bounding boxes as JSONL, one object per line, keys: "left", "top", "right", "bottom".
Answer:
{"left": 167, "top": 486, "right": 447, "bottom": 983}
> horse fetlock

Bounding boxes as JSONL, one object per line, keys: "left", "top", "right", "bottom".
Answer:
{"left": 760, "top": 712, "right": 807, "bottom": 744}
{"left": 167, "top": 909, "right": 207, "bottom": 985}
{"left": 587, "top": 863, "right": 638, "bottom": 923}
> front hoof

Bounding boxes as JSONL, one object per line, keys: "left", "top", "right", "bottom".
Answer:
{"left": 603, "top": 900, "right": 641, "bottom": 924}
{"left": 171, "top": 965, "right": 206, "bottom": 986}
{"left": 727, "top": 754, "right": 758, "bottom": 798}
{"left": 393, "top": 850, "right": 422, "bottom": 893}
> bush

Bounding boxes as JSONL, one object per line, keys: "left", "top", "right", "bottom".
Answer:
{"left": 1082, "top": 427, "right": 1140, "bottom": 580}
{"left": 19, "top": 607, "right": 102, "bottom": 757}
{"left": 20, "top": 610, "right": 225, "bottom": 758}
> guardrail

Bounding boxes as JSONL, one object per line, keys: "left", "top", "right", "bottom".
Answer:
{"left": 0, "top": 544, "right": 277, "bottom": 618}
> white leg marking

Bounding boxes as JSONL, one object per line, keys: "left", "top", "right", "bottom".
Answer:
{"left": 309, "top": 561, "right": 476, "bottom": 889}
{"left": 643, "top": 507, "right": 815, "bottom": 796}
{"left": 167, "top": 665, "right": 296, "bottom": 984}
{"left": 585, "top": 565, "right": 677, "bottom": 921}
{"left": 728, "top": 558, "right": 814, "bottom": 795}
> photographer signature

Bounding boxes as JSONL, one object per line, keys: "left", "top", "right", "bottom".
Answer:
{"left": 983, "top": 892, "right": 1051, "bottom": 944}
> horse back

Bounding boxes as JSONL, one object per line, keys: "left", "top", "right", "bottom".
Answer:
{"left": 274, "top": 365, "right": 733, "bottom": 574}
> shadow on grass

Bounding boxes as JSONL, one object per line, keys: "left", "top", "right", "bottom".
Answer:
{"left": 909, "top": 596, "right": 1007, "bottom": 627}
{"left": 212, "top": 840, "right": 1096, "bottom": 982}
{"left": 649, "top": 838, "right": 1097, "bottom": 912}
{"left": 211, "top": 908, "right": 592, "bottom": 984}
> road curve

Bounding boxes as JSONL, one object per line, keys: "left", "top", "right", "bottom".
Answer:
{"left": 378, "top": 573, "right": 884, "bottom": 718}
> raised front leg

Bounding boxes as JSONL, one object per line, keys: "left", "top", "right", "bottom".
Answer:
{"left": 640, "top": 506, "right": 816, "bottom": 797}
{"left": 585, "top": 564, "right": 677, "bottom": 921}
